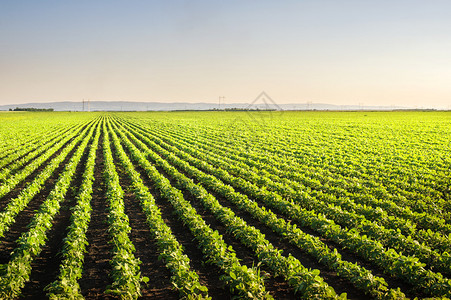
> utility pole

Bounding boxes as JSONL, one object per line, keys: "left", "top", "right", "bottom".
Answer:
{"left": 219, "top": 96, "right": 225, "bottom": 110}
{"left": 82, "top": 99, "right": 85, "bottom": 112}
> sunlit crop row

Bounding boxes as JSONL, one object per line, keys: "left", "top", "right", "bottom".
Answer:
{"left": 0, "top": 111, "right": 449, "bottom": 299}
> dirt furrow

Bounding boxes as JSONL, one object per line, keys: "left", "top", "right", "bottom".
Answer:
{"left": 121, "top": 148, "right": 232, "bottom": 299}
{"left": 19, "top": 142, "right": 90, "bottom": 298}
{"left": 114, "top": 162, "right": 179, "bottom": 299}
{"left": 0, "top": 139, "right": 83, "bottom": 265}
{"left": 79, "top": 135, "right": 115, "bottom": 299}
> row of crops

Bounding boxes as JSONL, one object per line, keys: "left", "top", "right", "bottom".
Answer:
{"left": 0, "top": 111, "right": 449, "bottom": 299}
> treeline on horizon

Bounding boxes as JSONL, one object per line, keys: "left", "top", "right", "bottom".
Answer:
{"left": 9, "top": 107, "right": 54, "bottom": 112}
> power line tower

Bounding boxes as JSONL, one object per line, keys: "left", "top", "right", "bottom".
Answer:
{"left": 219, "top": 96, "right": 225, "bottom": 110}
{"left": 82, "top": 99, "right": 85, "bottom": 112}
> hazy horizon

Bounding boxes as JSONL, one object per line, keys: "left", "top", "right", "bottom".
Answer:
{"left": 1, "top": 1, "right": 451, "bottom": 109}
{"left": 0, "top": 99, "right": 417, "bottom": 107}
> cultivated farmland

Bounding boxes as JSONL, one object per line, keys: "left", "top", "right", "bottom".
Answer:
{"left": 0, "top": 111, "right": 450, "bottom": 299}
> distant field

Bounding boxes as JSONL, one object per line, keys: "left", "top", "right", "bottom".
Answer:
{"left": 0, "top": 111, "right": 450, "bottom": 299}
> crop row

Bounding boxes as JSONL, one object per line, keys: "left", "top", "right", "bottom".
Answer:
{"left": 0, "top": 119, "right": 96, "bottom": 199}
{"left": 0, "top": 120, "right": 97, "bottom": 238}
{"left": 0, "top": 111, "right": 448, "bottom": 299}
{"left": 0, "top": 123, "right": 75, "bottom": 173}
{"left": 134, "top": 122, "right": 451, "bottom": 274}
{"left": 143, "top": 122, "right": 451, "bottom": 253}
{"left": 143, "top": 119, "right": 449, "bottom": 227}
{"left": 140, "top": 120, "right": 451, "bottom": 239}
{"left": 111, "top": 119, "right": 343, "bottom": 299}
{"left": 106, "top": 118, "right": 272, "bottom": 299}
{"left": 116, "top": 115, "right": 451, "bottom": 298}
{"left": 0, "top": 121, "right": 73, "bottom": 162}
{"left": 101, "top": 120, "right": 143, "bottom": 299}
{"left": 45, "top": 120, "right": 102, "bottom": 299}
{"left": 0, "top": 119, "right": 98, "bottom": 298}
{"left": 114, "top": 120, "right": 407, "bottom": 299}
{"left": 107, "top": 119, "right": 210, "bottom": 299}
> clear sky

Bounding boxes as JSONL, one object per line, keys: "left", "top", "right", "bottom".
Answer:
{"left": 1, "top": 1, "right": 450, "bottom": 108}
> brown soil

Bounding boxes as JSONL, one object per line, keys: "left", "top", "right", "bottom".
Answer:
{"left": 78, "top": 135, "right": 117, "bottom": 299}
{"left": 0, "top": 126, "right": 74, "bottom": 173}
{"left": 122, "top": 145, "right": 233, "bottom": 299}
{"left": 0, "top": 120, "right": 433, "bottom": 299}
{"left": 0, "top": 137, "right": 83, "bottom": 265}
{"left": 119, "top": 127, "right": 297, "bottom": 299}
{"left": 0, "top": 127, "right": 84, "bottom": 211}
{"left": 114, "top": 160, "right": 179, "bottom": 299}
{"left": 205, "top": 166, "right": 424, "bottom": 298}
{"left": 20, "top": 140, "right": 90, "bottom": 298}
{"left": 134, "top": 130, "right": 405, "bottom": 299}
{"left": 159, "top": 164, "right": 297, "bottom": 300}
{"left": 204, "top": 184, "right": 368, "bottom": 299}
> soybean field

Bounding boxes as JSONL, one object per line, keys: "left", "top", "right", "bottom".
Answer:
{"left": 0, "top": 111, "right": 450, "bottom": 299}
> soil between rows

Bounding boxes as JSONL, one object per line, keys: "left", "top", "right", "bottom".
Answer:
{"left": 135, "top": 127, "right": 418, "bottom": 299}
{"left": 117, "top": 133, "right": 232, "bottom": 299}
{"left": 152, "top": 159, "right": 297, "bottom": 300}
{"left": 19, "top": 134, "right": 91, "bottom": 298}
{"left": 0, "top": 123, "right": 90, "bottom": 211}
{"left": 78, "top": 134, "right": 117, "bottom": 299}
{"left": 0, "top": 117, "right": 437, "bottom": 299}
{"left": 0, "top": 135, "right": 84, "bottom": 265}
{"left": 113, "top": 157, "right": 179, "bottom": 299}
{"left": 0, "top": 125, "right": 75, "bottom": 174}
{"left": 119, "top": 124, "right": 297, "bottom": 299}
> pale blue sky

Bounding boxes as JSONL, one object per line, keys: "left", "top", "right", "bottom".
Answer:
{"left": 1, "top": 1, "right": 450, "bottom": 108}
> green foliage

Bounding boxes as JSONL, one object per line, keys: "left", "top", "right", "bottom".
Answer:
{"left": 12, "top": 107, "right": 54, "bottom": 112}
{"left": 0, "top": 118, "right": 98, "bottom": 298}
{"left": 0, "top": 111, "right": 449, "bottom": 299}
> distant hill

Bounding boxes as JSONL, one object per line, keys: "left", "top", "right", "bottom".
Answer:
{"left": 0, "top": 101, "right": 410, "bottom": 111}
